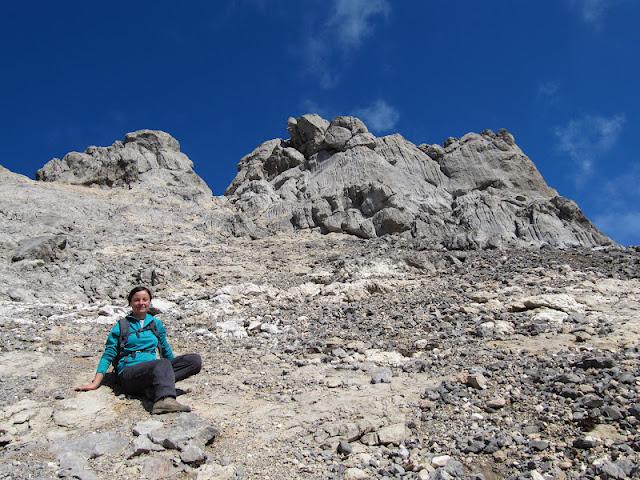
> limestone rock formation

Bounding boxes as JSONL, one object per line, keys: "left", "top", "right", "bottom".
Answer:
{"left": 30, "top": 115, "right": 612, "bottom": 249}
{"left": 225, "top": 115, "right": 612, "bottom": 249}
{"left": 36, "top": 130, "right": 212, "bottom": 203}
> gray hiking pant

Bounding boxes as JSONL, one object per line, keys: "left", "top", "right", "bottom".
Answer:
{"left": 118, "top": 354, "right": 202, "bottom": 402}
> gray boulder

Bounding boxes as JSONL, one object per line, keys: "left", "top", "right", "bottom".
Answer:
{"left": 36, "top": 130, "right": 212, "bottom": 203}
{"left": 225, "top": 114, "right": 612, "bottom": 248}
{"left": 12, "top": 234, "right": 67, "bottom": 263}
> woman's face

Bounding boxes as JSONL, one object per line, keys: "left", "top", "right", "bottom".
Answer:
{"left": 129, "top": 290, "right": 151, "bottom": 317}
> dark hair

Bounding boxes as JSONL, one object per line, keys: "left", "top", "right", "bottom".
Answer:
{"left": 127, "top": 286, "right": 153, "bottom": 303}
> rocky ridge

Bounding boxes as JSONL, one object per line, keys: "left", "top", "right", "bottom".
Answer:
{"left": 36, "top": 130, "right": 213, "bottom": 204}
{"left": 225, "top": 115, "right": 611, "bottom": 249}
{"left": 34, "top": 114, "right": 611, "bottom": 249}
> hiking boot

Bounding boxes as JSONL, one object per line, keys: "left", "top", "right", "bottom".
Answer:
{"left": 152, "top": 397, "right": 191, "bottom": 414}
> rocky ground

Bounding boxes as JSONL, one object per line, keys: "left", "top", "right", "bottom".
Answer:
{"left": 1, "top": 231, "right": 639, "bottom": 479}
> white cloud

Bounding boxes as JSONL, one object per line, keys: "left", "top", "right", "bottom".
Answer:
{"left": 327, "top": 0, "right": 390, "bottom": 49}
{"left": 554, "top": 113, "right": 625, "bottom": 184}
{"left": 603, "top": 163, "right": 640, "bottom": 207}
{"left": 299, "top": 0, "right": 390, "bottom": 88}
{"left": 301, "top": 37, "right": 340, "bottom": 89}
{"left": 299, "top": 99, "right": 334, "bottom": 119}
{"left": 568, "top": 0, "right": 617, "bottom": 28}
{"left": 593, "top": 211, "right": 640, "bottom": 246}
{"left": 355, "top": 99, "right": 399, "bottom": 132}
{"left": 591, "top": 163, "right": 640, "bottom": 245}
{"left": 537, "top": 80, "right": 559, "bottom": 99}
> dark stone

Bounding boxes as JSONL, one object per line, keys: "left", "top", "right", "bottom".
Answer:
{"left": 444, "top": 459, "right": 465, "bottom": 477}
{"left": 617, "top": 372, "right": 635, "bottom": 384}
{"left": 12, "top": 235, "right": 67, "bottom": 263}
{"left": 337, "top": 441, "right": 352, "bottom": 455}
{"left": 598, "top": 460, "right": 627, "bottom": 479}
{"left": 530, "top": 440, "right": 549, "bottom": 451}
{"left": 573, "top": 437, "right": 597, "bottom": 449}
{"left": 602, "top": 406, "right": 623, "bottom": 420}
{"left": 575, "top": 356, "right": 616, "bottom": 369}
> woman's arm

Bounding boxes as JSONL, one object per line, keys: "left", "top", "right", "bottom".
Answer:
{"left": 95, "top": 326, "right": 120, "bottom": 374}
{"left": 75, "top": 372, "right": 104, "bottom": 391}
{"left": 75, "top": 322, "right": 120, "bottom": 392}
{"left": 156, "top": 319, "right": 175, "bottom": 360}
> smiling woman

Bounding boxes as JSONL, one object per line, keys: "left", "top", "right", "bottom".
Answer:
{"left": 75, "top": 286, "right": 202, "bottom": 415}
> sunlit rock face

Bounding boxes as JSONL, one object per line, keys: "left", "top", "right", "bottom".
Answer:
{"left": 30, "top": 115, "right": 611, "bottom": 249}
{"left": 225, "top": 114, "right": 612, "bottom": 249}
{"left": 36, "top": 129, "right": 212, "bottom": 204}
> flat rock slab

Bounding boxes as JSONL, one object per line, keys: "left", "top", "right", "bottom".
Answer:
{"left": 133, "top": 419, "right": 164, "bottom": 437}
{"left": 50, "top": 431, "right": 129, "bottom": 458}
{"left": 137, "top": 455, "right": 181, "bottom": 480}
{"left": 57, "top": 451, "right": 97, "bottom": 480}
{"left": 376, "top": 423, "right": 408, "bottom": 446}
{"left": 196, "top": 463, "right": 237, "bottom": 480}
{"left": 130, "top": 435, "right": 165, "bottom": 457}
{"left": 148, "top": 413, "right": 219, "bottom": 450}
{"left": 50, "top": 431, "right": 128, "bottom": 480}
{"left": 0, "top": 351, "right": 53, "bottom": 377}
{"left": 180, "top": 442, "right": 207, "bottom": 465}
{"left": 0, "top": 399, "right": 53, "bottom": 442}
{"left": 53, "top": 390, "right": 116, "bottom": 429}
{"left": 519, "top": 294, "right": 582, "bottom": 313}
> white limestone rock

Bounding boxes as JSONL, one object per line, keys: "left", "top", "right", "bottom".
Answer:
{"left": 36, "top": 130, "right": 212, "bottom": 204}
{"left": 376, "top": 423, "right": 408, "bottom": 446}
{"left": 226, "top": 114, "right": 612, "bottom": 248}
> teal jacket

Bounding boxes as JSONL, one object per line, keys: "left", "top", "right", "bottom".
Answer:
{"left": 96, "top": 313, "right": 174, "bottom": 375}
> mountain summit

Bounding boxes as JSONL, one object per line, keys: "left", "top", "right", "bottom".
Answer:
{"left": 36, "top": 130, "right": 212, "bottom": 204}
{"left": 33, "top": 115, "right": 611, "bottom": 249}
{"left": 224, "top": 114, "right": 611, "bottom": 249}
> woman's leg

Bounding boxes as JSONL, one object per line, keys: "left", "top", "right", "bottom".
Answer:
{"left": 119, "top": 359, "right": 176, "bottom": 402}
{"left": 171, "top": 353, "right": 202, "bottom": 382}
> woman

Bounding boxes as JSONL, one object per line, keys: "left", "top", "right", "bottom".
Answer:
{"left": 76, "top": 286, "right": 202, "bottom": 414}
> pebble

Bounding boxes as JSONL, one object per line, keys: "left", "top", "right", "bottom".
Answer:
{"left": 376, "top": 423, "right": 408, "bottom": 446}
{"left": 530, "top": 470, "right": 545, "bottom": 480}
{"left": 485, "top": 397, "right": 507, "bottom": 409}
{"left": 371, "top": 367, "right": 393, "bottom": 384}
{"left": 431, "top": 455, "right": 451, "bottom": 468}
{"left": 466, "top": 373, "right": 488, "bottom": 390}
{"left": 337, "top": 440, "right": 352, "bottom": 455}
{"left": 529, "top": 440, "right": 549, "bottom": 451}
{"left": 573, "top": 436, "right": 598, "bottom": 449}
{"left": 343, "top": 467, "right": 369, "bottom": 480}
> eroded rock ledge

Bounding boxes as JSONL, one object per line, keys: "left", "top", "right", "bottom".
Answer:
{"left": 36, "top": 130, "right": 212, "bottom": 204}
{"left": 31, "top": 114, "right": 612, "bottom": 249}
{"left": 225, "top": 114, "right": 611, "bottom": 249}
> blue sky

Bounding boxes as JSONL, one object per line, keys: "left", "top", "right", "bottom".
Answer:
{"left": 1, "top": 1, "right": 639, "bottom": 244}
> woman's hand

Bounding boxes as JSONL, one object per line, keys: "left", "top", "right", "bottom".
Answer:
{"left": 75, "top": 373, "right": 104, "bottom": 391}
{"left": 75, "top": 383, "right": 99, "bottom": 391}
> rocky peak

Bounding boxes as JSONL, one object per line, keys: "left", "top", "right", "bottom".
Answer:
{"left": 225, "top": 114, "right": 612, "bottom": 249}
{"left": 123, "top": 129, "right": 181, "bottom": 153}
{"left": 36, "top": 130, "right": 211, "bottom": 203}
{"left": 286, "top": 114, "right": 377, "bottom": 158}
